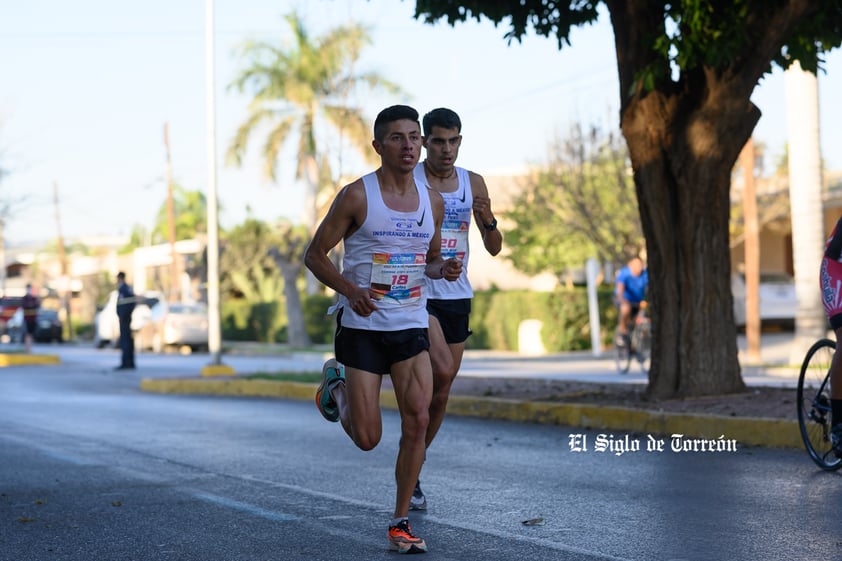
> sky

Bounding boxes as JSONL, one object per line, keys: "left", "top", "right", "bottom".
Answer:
{"left": 2, "top": 0, "right": 841, "bottom": 248}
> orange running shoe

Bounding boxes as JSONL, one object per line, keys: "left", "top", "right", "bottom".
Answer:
{"left": 388, "top": 519, "right": 427, "bottom": 554}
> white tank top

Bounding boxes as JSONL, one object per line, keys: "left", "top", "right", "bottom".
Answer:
{"left": 337, "top": 171, "right": 435, "bottom": 330}
{"left": 414, "top": 163, "right": 474, "bottom": 300}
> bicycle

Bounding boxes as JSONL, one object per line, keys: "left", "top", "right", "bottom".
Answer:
{"left": 797, "top": 337, "right": 842, "bottom": 471}
{"left": 614, "top": 307, "right": 651, "bottom": 375}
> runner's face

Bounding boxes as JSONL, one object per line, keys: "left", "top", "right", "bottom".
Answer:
{"left": 374, "top": 119, "right": 422, "bottom": 172}
{"left": 423, "top": 126, "right": 461, "bottom": 171}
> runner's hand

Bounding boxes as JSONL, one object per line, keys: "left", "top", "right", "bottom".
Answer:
{"left": 347, "top": 285, "right": 378, "bottom": 317}
{"left": 442, "top": 257, "right": 463, "bottom": 281}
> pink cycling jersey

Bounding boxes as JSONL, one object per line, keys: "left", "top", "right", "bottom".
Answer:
{"left": 821, "top": 217, "right": 842, "bottom": 326}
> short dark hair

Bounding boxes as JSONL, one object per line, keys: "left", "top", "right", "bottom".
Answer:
{"left": 373, "top": 105, "right": 419, "bottom": 142}
{"left": 117, "top": 271, "right": 126, "bottom": 280}
{"left": 422, "top": 108, "right": 461, "bottom": 136}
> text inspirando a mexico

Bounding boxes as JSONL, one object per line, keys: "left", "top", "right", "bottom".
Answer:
{"left": 568, "top": 433, "right": 738, "bottom": 456}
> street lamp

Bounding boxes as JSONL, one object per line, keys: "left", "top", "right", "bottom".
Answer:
{"left": 202, "top": 0, "right": 233, "bottom": 376}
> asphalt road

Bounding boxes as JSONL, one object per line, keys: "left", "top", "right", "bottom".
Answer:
{"left": 1, "top": 347, "right": 840, "bottom": 560}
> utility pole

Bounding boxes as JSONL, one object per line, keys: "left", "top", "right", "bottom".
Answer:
{"left": 740, "top": 139, "right": 760, "bottom": 362}
{"left": 53, "top": 182, "right": 74, "bottom": 340}
{"left": 202, "top": 0, "right": 233, "bottom": 375}
{"left": 164, "top": 122, "right": 179, "bottom": 302}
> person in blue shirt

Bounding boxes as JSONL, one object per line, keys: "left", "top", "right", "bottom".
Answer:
{"left": 615, "top": 256, "right": 648, "bottom": 346}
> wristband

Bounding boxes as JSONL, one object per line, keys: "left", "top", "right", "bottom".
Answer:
{"left": 483, "top": 217, "right": 497, "bottom": 231}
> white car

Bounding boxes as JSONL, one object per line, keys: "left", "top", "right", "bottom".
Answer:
{"left": 136, "top": 301, "right": 209, "bottom": 353}
{"left": 732, "top": 272, "right": 797, "bottom": 327}
{"left": 93, "top": 290, "right": 163, "bottom": 348}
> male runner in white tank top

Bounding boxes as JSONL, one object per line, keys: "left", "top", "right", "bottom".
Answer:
{"left": 304, "top": 105, "right": 462, "bottom": 554}
{"left": 409, "top": 108, "right": 502, "bottom": 510}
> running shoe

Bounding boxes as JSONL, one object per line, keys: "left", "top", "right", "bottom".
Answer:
{"left": 388, "top": 519, "right": 427, "bottom": 554}
{"left": 409, "top": 480, "right": 427, "bottom": 511}
{"left": 832, "top": 423, "right": 842, "bottom": 458}
{"left": 315, "top": 358, "right": 344, "bottom": 422}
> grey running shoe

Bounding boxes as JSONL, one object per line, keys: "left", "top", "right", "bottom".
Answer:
{"left": 409, "top": 480, "right": 427, "bottom": 511}
{"left": 315, "top": 359, "right": 344, "bottom": 422}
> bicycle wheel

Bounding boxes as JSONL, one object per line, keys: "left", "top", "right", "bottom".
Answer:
{"left": 796, "top": 338, "right": 841, "bottom": 471}
{"left": 633, "top": 321, "right": 651, "bottom": 374}
{"left": 614, "top": 330, "right": 631, "bottom": 374}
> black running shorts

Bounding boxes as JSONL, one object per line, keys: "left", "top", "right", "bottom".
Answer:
{"left": 426, "top": 298, "right": 472, "bottom": 345}
{"left": 334, "top": 312, "right": 430, "bottom": 375}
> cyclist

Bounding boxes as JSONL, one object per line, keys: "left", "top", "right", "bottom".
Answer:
{"left": 615, "top": 256, "right": 648, "bottom": 347}
{"left": 820, "top": 215, "right": 842, "bottom": 456}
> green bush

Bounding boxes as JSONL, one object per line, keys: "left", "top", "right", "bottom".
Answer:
{"left": 467, "top": 286, "right": 619, "bottom": 352}
{"left": 221, "top": 299, "right": 254, "bottom": 341}
{"left": 220, "top": 287, "right": 619, "bottom": 350}
{"left": 304, "top": 294, "right": 336, "bottom": 344}
{"left": 221, "top": 295, "right": 337, "bottom": 344}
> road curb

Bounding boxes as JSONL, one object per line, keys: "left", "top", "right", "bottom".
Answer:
{"left": 139, "top": 377, "right": 801, "bottom": 450}
{"left": 0, "top": 353, "right": 61, "bottom": 366}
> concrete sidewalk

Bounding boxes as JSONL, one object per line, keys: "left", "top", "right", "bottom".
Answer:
{"left": 139, "top": 332, "right": 811, "bottom": 451}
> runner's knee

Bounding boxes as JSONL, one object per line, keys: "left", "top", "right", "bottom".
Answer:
{"left": 351, "top": 426, "right": 382, "bottom": 451}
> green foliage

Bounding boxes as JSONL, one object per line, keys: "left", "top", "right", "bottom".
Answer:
{"left": 413, "top": 1, "right": 842, "bottom": 89}
{"left": 220, "top": 299, "right": 284, "bottom": 343}
{"left": 468, "top": 287, "right": 619, "bottom": 352}
{"left": 151, "top": 186, "right": 208, "bottom": 244}
{"left": 220, "top": 293, "right": 335, "bottom": 344}
{"left": 505, "top": 124, "right": 643, "bottom": 278}
{"left": 303, "top": 294, "right": 336, "bottom": 344}
{"left": 413, "top": 0, "right": 599, "bottom": 48}
{"left": 221, "top": 298, "right": 253, "bottom": 341}
{"left": 220, "top": 219, "right": 287, "bottom": 342}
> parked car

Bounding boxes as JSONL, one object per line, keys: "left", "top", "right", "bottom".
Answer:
{"left": 7, "top": 307, "right": 63, "bottom": 343}
{"left": 732, "top": 272, "right": 797, "bottom": 328}
{"left": 0, "top": 296, "right": 24, "bottom": 335}
{"left": 136, "top": 301, "right": 209, "bottom": 353}
{"left": 93, "top": 290, "right": 162, "bottom": 348}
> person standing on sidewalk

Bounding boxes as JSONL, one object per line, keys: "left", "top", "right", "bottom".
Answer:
{"left": 115, "top": 272, "right": 136, "bottom": 370}
{"left": 21, "top": 283, "right": 40, "bottom": 353}
{"left": 409, "top": 107, "right": 502, "bottom": 510}
{"left": 304, "top": 104, "right": 461, "bottom": 554}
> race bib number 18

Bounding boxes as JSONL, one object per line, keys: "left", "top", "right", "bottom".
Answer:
{"left": 370, "top": 252, "right": 426, "bottom": 303}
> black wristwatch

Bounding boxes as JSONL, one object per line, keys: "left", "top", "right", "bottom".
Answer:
{"left": 483, "top": 217, "right": 497, "bottom": 231}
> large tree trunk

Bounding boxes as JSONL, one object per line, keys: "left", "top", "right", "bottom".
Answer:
{"left": 281, "top": 263, "right": 310, "bottom": 347}
{"left": 621, "top": 90, "right": 749, "bottom": 398}
{"left": 605, "top": 0, "right": 817, "bottom": 398}
{"left": 268, "top": 247, "right": 311, "bottom": 348}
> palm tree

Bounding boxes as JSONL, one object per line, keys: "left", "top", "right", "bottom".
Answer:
{"left": 152, "top": 185, "right": 208, "bottom": 244}
{"left": 785, "top": 60, "right": 826, "bottom": 362}
{"left": 227, "top": 12, "right": 403, "bottom": 229}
